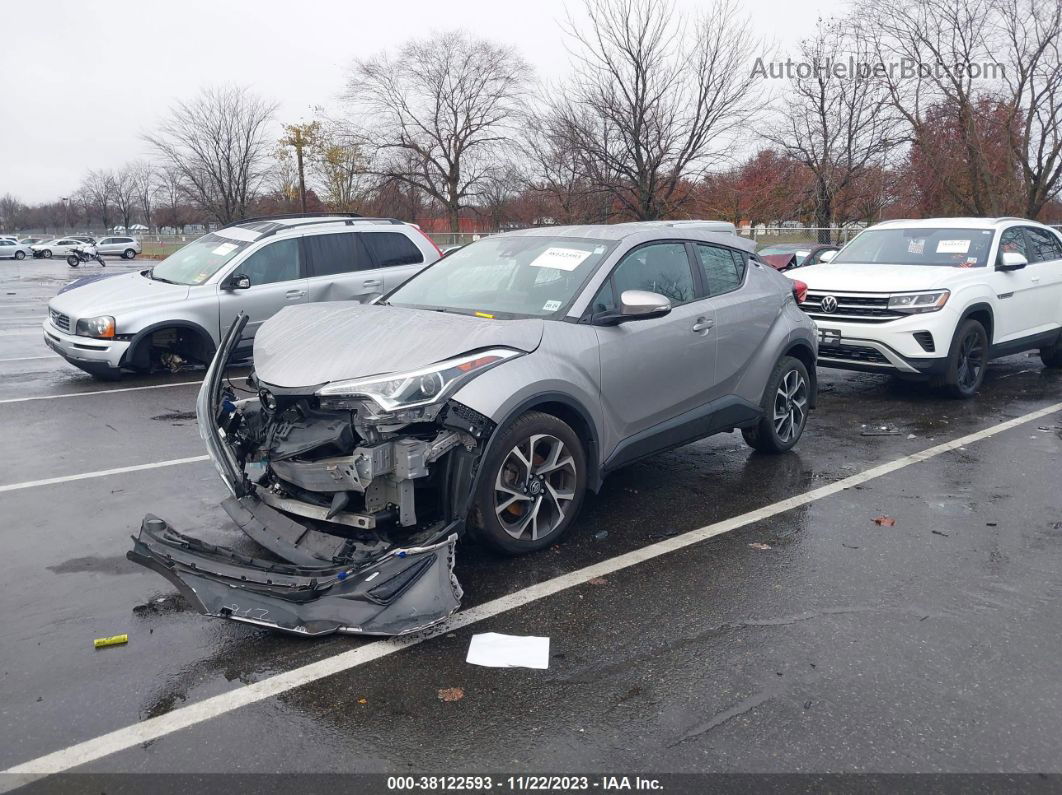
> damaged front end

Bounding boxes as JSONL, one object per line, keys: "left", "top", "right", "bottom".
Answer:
{"left": 128, "top": 314, "right": 507, "bottom": 637}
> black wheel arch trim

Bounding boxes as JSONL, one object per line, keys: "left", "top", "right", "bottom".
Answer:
{"left": 119, "top": 319, "right": 217, "bottom": 370}
{"left": 782, "top": 339, "right": 818, "bottom": 409}
{"left": 957, "top": 302, "right": 995, "bottom": 344}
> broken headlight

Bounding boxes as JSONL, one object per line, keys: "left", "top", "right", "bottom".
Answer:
{"left": 888, "top": 290, "right": 950, "bottom": 314}
{"left": 316, "top": 348, "right": 522, "bottom": 412}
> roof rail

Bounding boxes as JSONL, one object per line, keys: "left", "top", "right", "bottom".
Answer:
{"left": 235, "top": 212, "right": 363, "bottom": 225}
{"left": 253, "top": 216, "right": 408, "bottom": 239}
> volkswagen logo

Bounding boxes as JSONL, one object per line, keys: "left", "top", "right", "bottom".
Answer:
{"left": 820, "top": 295, "right": 839, "bottom": 313}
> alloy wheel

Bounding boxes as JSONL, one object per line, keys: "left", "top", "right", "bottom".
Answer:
{"left": 956, "top": 329, "right": 985, "bottom": 391}
{"left": 773, "top": 368, "right": 808, "bottom": 443}
{"left": 494, "top": 434, "right": 577, "bottom": 542}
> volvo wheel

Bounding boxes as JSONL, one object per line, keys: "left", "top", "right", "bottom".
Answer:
{"left": 471, "top": 411, "right": 586, "bottom": 555}
{"left": 742, "top": 355, "right": 810, "bottom": 453}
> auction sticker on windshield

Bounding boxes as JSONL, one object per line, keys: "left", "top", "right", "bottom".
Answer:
{"left": 936, "top": 239, "right": 970, "bottom": 254}
{"left": 529, "top": 247, "right": 593, "bottom": 271}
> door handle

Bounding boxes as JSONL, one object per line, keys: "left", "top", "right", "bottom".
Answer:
{"left": 285, "top": 290, "right": 305, "bottom": 299}
{"left": 363, "top": 279, "right": 383, "bottom": 287}
{"left": 692, "top": 317, "right": 714, "bottom": 333}
{"left": 1030, "top": 276, "right": 1041, "bottom": 283}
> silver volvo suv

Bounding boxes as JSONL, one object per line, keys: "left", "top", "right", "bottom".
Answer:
{"left": 129, "top": 222, "right": 819, "bottom": 637}
{"left": 44, "top": 214, "right": 442, "bottom": 378}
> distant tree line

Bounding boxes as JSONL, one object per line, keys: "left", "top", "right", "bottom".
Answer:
{"left": 2, "top": 0, "right": 1060, "bottom": 240}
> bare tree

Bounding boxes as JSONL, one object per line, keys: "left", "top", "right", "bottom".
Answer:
{"left": 310, "top": 121, "right": 371, "bottom": 212}
{"left": 81, "top": 170, "right": 115, "bottom": 230}
{"left": 130, "top": 160, "right": 156, "bottom": 232}
{"left": 550, "top": 0, "right": 762, "bottom": 220}
{"left": 763, "top": 18, "right": 901, "bottom": 241}
{"left": 0, "top": 194, "right": 27, "bottom": 232}
{"left": 155, "top": 164, "right": 190, "bottom": 233}
{"left": 348, "top": 31, "right": 529, "bottom": 231}
{"left": 146, "top": 85, "right": 278, "bottom": 225}
{"left": 110, "top": 165, "right": 140, "bottom": 232}
{"left": 865, "top": 0, "right": 1062, "bottom": 218}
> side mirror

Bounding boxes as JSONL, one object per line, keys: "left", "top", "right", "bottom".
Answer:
{"left": 817, "top": 249, "right": 838, "bottom": 263}
{"left": 997, "top": 251, "right": 1028, "bottom": 271}
{"left": 594, "top": 289, "right": 672, "bottom": 326}
{"left": 223, "top": 273, "right": 251, "bottom": 290}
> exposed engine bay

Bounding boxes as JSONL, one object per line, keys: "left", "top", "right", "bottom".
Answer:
{"left": 128, "top": 314, "right": 501, "bottom": 637}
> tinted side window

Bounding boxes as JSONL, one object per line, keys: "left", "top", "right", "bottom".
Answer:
{"left": 362, "top": 232, "right": 424, "bottom": 267}
{"left": 998, "top": 228, "right": 1027, "bottom": 264}
{"left": 611, "top": 243, "right": 696, "bottom": 306}
{"left": 1025, "top": 227, "right": 1062, "bottom": 263}
{"left": 590, "top": 279, "right": 616, "bottom": 314}
{"left": 304, "top": 233, "right": 370, "bottom": 276}
{"left": 238, "top": 239, "right": 301, "bottom": 286}
{"left": 696, "top": 244, "right": 745, "bottom": 296}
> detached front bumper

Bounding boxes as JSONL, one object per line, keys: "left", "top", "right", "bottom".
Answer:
{"left": 43, "top": 320, "right": 129, "bottom": 374}
{"left": 128, "top": 511, "right": 462, "bottom": 636}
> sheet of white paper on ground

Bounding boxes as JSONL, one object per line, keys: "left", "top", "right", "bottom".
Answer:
{"left": 466, "top": 632, "right": 550, "bottom": 669}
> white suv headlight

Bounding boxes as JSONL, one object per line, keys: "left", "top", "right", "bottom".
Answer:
{"left": 315, "top": 348, "right": 522, "bottom": 411}
{"left": 888, "top": 290, "right": 950, "bottom": 314}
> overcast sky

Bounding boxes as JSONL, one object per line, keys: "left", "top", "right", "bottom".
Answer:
{"left": 1, "top": 0, "right": 847, "bottom": 203}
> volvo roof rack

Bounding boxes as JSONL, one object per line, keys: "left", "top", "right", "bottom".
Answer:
{"left": 235, "top": 212, "right": 363, "bottom": 225}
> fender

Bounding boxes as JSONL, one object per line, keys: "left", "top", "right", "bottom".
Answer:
{"left": 783, "top": 338, "right": 818, "bottom": 409}
{"left": 456, "top": 391, "right": 603, "bottom": 526}
{"left": 958, "top": 301, "right": 995, "bottom": 343}
{"left": 120, "top": 319, "right": 217, "bottom": 370}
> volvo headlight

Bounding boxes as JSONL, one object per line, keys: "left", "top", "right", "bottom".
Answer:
{"left": 888, "top": 290, "right": 950, "bottom": 314}
{"left": 316, "top": 348, "right": 522, "bottom": 411}
{"left": 75, "top": 315, "right": 115, "bottom": 338}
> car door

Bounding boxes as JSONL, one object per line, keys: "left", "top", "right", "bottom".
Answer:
{"left": 360, "top": 230, "right": 428, "bottom": 291}
{"left": 0, "top": 241, "right": 12, "bottom": 258}
{"left": 693, "top": 243, "right": 776, "bottom": 398}
{"left": 1022, "top": 226, "right": 1062, "bottom": 335}
{"left": 593, "top": 241, "right": 717, "bottom": 450}
{"left": 302, "top": 231, "right": 381, "bottom": 303}
{"left": 217, "top": 237, "right": 308, "bottom": 344}
{"left": 992, "top": 227, "right": 1044, "bottom": 342}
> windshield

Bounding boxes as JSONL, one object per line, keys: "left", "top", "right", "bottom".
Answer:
{"left": 149, "top": 232, "right": 254, "bottom": 285}
{"left": 833, "top": 227, "right": 994, "bottom": 267}
{"left": 387, "top": 236, "right": 615, "bottom": 318}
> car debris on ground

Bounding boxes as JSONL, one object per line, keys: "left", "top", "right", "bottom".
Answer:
{"left": 466, "top": 633, "right": 550, "bottom": 669}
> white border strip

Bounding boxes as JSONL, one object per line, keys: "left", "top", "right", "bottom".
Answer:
{"left": 3, "top": 400, "right": 1061, "bottom": 781}
{"left": 0, "top": 456, "right": 209, "bottom": 493}
{"left": 0, "top": 381, "right": 202, "bottom": 405}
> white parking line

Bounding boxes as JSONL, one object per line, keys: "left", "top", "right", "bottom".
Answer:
{"left": 4, "top": 399, "right": 1060, "bottom": 783}
{"left": 0, "top": 456, "right": 209, "bottom": 494}
{"left": 0, "top": 381, "right": 202, "bottom": 405}
{"left": 0, "top": 355, "right": 60, "bottom": 363}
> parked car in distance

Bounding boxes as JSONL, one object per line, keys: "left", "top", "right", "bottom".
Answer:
{"left": 19, "top": 237, "right": 45, "bottom": 246}
{"left": 793, "top": 217, "right": 1062, "bottom": 397}
{"left": 128, "top": 220, "right": 818, "bottom": 637}
{"left": 31, "top": 238, "right": 90, "bottom": 258}
{"left": 0, "top": 239, "right": 31, "bottom": 259}
{"left": 758, "top": 243, "right": 840, "bottom": 270}
{"left": 96, "top": 236, "right": 142, "bottom": 259}
{"left": 44, "top": 214, "right": 443, "bottom": 379}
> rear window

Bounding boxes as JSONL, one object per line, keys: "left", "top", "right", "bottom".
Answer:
{"left": 363, "top": 231, "right": 424, "bottom": 267}
{"left": 304, "top": 232, "right": 372, "bottom": 277}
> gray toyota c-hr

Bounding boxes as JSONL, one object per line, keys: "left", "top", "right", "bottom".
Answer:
{"left": 130, "top": 221, "right": 818, "bottom": 637}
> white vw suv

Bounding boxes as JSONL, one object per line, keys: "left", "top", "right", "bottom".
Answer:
{"left": 794, "top": 218, "right": 1062, "bottom": 397}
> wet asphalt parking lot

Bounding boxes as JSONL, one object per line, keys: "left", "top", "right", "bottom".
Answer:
{"left": 2, "top": 257, "right": 1062, "bottom": 785}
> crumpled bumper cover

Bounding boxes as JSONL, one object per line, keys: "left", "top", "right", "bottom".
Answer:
{"left": 127, "top": 513, "right": 462, "bottom": 637}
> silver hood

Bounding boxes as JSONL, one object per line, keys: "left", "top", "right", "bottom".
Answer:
{"left": 252, "top": 303, "right": 544, "bottom": 388}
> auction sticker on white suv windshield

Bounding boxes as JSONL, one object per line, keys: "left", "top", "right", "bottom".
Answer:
{"left": 529, "top": 247, "right": 592, "bottom": 271}
{"left": 936, "top": 239, "right": 970, "bottom": 254}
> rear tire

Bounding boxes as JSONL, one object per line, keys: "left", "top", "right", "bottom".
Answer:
{"left": 742, "top": 355, "right": 811, "bottom": 453}
{"left": 943, "top": 319, "right": 988, "bottom": 398}
{"left": 1041, "top": 337, "right": 1062, "bottom": 368}
{"left": 123, "top": 249, "right": 136, "bottom": 259}
{"left": 470, "top": 411, "right": 587, "bottom": 555}
{"left": 14, "top": 251, "right": 25, "bottom": 260}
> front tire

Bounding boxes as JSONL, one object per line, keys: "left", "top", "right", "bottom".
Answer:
{"left": 123, "top": 249, "right": 136, "bottom": 260}
{"left": 43, "top": 249, "right": 53, "bottom": 259}
{"left": 470, "top": 411, "right": 587, "bottom": 555}
{"left": 1041, "top": 333, "right": 1062, "bottom": 368}
{"left": 943, "top": 319, "right": 988, "bottom": 398}
{"left": 66, "top": 255, "right": 79, "bottom": 268}
{"left": 742, "top": 355, "right": 811, "bottom": 453}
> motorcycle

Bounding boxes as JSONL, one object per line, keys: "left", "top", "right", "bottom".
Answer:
{"left": 66, "top": 244, "right": 105, "bottom": 268}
